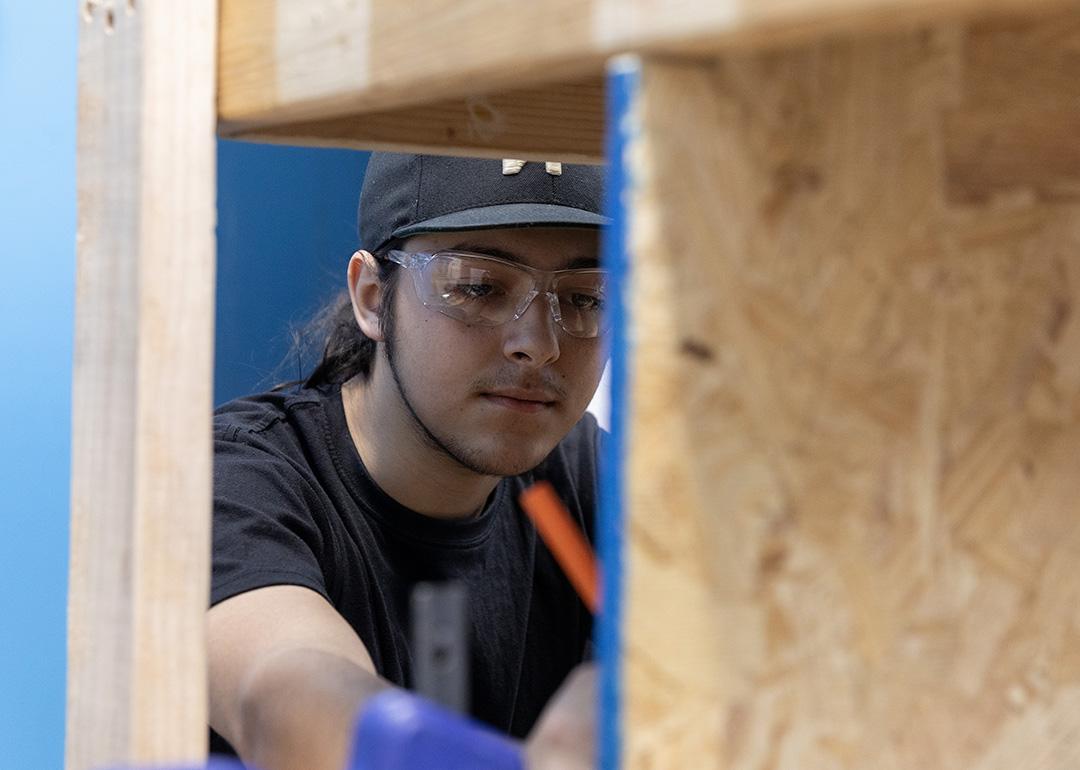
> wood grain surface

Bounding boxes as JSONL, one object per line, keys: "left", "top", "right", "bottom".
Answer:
{"left": 619, "top": 13, "right": 1080, "bottom": 769}
{"left": 68, "top": 1, "right": 217, "bottom": 768}
{"left": 223, "top": 77, "right": 606, "bottom": 164}
{"left": 216, "top": 0, "right": 1076, "bottom": 159}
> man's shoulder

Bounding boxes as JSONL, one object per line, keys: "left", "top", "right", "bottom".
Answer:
{"left": 213, "top": 383, "right": 330, "bottom": 443}
{"left": 528, "top": 412, "right": 605, "bottom": 486}
{"left": 557, "top": 411, "right": 604, "bottom": 458}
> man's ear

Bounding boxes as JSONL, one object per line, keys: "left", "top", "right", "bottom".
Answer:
{"left": 347, "top": 250, "right": 386, "bottom": 341}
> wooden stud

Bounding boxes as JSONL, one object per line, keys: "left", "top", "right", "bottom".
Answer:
{"left": 617, "top": 15, "right": 1080, "bottom": 769}
{"left": 68, "top": 2, "right": 217, "bottom": 768}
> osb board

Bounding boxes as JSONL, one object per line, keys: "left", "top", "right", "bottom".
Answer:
{"left": 216, "top": 0, "right": 1074, "bottom": 157}
{"left": 68, "top": 1, "right": 217, "bottom": 768}
{"left": 620, "top": 12, "right": 1080, "bottom": 769}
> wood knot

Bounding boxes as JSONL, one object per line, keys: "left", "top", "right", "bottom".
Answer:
{"left": 759, "top": 544, "right": 788, "bottom": 577}
{"left": 775, "top": 162, "right": 823, "bottom": 192}
{"left": 1047, "top": 297, "right": 1071, "bottom": 344}
{"left": 761, "top": 162, "right": 823, "bottom": 222}
{"left": 680, "top": 337, "right": 714, "bottom": 362}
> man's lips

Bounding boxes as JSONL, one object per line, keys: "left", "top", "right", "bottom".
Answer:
{"left": 481, "top": 389, "right": 558, "bottom": 413}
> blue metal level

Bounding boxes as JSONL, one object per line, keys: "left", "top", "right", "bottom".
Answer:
{"left": 597, "top": 54, "right": 641, "bottom": 770}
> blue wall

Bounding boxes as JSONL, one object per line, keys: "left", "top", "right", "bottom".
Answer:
{"left": 215, "top": 142, "right": 369, "bottom": 405}
{"left": 0, "top": 3, "right": 77, "bottom": 764}
{"left": 0, "top": 2, "right": 77, "bottom": 769}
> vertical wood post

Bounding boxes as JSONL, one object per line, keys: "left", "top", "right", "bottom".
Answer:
{"left": 68, "top": 2, "right": 217, "bottom": 768}
{"left": 613, "top": 15, "right": 1080, "bottom": 769}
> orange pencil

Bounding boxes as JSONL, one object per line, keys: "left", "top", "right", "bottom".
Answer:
{"left": 519, "top": 481, "right": 600, "bottom": 614}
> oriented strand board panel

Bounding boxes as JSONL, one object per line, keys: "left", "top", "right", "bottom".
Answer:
{"left": 68, "top": 2, "right": 217, "bottom": 768}
{"left": 217, "top": 0, "right": 1074, "bottom": 158}
{"left": 614, "top": 12, "right": 1080, "bottom": 770}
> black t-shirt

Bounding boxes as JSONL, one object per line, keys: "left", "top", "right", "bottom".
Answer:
{"left": 209, "top": 382, "right": 599, "bottom": 753}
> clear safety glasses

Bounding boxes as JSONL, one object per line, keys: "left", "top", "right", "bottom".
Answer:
{"left": 384, "top": 250, "right": 609, "bottom": 339}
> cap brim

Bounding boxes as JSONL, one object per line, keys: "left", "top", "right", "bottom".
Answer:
{"left": 390, "top": 203, "right": 609, "bottom": 241}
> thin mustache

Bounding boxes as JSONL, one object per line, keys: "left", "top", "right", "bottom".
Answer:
{"left": 476, "top": 374, "right": 566, "bottom": 401}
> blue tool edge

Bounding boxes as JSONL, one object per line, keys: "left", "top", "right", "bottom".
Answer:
{"left": 350, "top": 689, "right": 523, "bottom": 770}
{"left": 598, "top": 54, "right": 639, "bottom": 770}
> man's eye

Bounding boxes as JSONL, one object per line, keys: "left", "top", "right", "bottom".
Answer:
{"left": 462, "top": 283, "right": 494, "bottom": 298}
{"left": 569, "top": 292, "right": 603, "bottom": 312}
{"left": 442, "top": 283, "right": 498, "bottom": 303}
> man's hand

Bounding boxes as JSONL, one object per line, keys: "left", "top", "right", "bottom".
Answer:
{"left": 524, "top": 664, "right": 597, "bottom": 770}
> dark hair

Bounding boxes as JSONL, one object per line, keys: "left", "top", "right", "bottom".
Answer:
{"left": 285, "top": 244, "right": 402, "bottom": 389}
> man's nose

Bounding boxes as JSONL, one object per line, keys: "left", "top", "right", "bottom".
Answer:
{"left": 503, "top": 292, "right": 561, "bottom": 366}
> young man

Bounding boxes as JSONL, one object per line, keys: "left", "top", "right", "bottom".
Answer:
{"left": 207, "top": 153, "right": 609, "bottom": 770}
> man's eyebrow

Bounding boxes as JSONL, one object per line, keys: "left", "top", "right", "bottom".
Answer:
{"left": 449, "top": 242, "right": 600, "bottom": 270}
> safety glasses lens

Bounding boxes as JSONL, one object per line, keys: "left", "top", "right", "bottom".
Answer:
{"left": 416, "top": 254, "right": 608, "bottom": 337}
{"left": 421, "top": 255, "right": 530, "bottom": 325}
{"left": 553, "top": 275, "right": 606, "bottom": 338}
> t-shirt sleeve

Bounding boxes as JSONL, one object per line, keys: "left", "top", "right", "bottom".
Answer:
{"left": 211, "top": 435, "right": 332, "bottom": 608}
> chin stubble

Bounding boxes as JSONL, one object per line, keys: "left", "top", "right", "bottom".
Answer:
{"left": 383, "top": 329, "right": 532, "bottom": 478}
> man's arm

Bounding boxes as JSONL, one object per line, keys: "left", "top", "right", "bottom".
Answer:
{"left": 209, "top": 584, "right": 597, "bottom": 770}
{"left": 208, "top": 584, "right": 389, "bottom": 770}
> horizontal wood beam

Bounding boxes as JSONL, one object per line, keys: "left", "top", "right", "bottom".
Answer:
{"left": 223, "top": 77, "right": 606, "bottom": 163}
{"left": 218, "top": 0, "right": 1074, "bottom": 157}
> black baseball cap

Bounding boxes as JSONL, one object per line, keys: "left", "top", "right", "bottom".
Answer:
{"left": 358, "top": 153, "right": 608, "bottom": 254}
